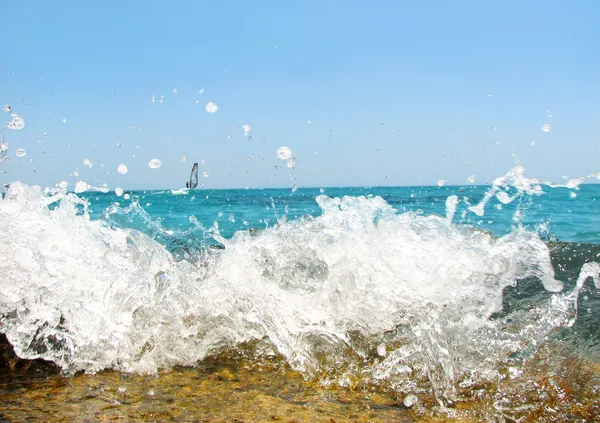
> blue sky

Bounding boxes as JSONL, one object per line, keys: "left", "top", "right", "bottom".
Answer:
{"left": 1, "top": 0, "right": 599, "bottom": 189}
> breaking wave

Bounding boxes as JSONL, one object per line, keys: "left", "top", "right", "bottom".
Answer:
{"left": 0, "top": 177, "right": 598, "bottom": 403}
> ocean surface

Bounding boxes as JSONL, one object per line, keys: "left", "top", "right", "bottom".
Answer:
{"left": 1, "top": 168, "right": 599, "bottom": 421}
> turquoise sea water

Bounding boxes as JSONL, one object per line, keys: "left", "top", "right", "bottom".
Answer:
{"left": 89, "top": 183, "right": 600, "bottom": 248}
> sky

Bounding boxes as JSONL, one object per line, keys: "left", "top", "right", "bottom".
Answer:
{"left": 1, "top": 0, "right": 599, "bottom": 190}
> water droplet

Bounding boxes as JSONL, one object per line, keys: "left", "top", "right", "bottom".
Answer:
{"left": 242, "top": 125, "right": 251, "bottom": 136}
{"left": 189, "top": 215, "right": 198, "bottom": 223}
{"left": 319, "top": 188, "right": 325, "bottom": 193}
{"left": 276, "top": 146, "right": 292, "bottom": 160}
{"left": 286, "top": 157, "right": 296, "bottom": 168}
{"left": 6, "top": 114, "right": 24, "bottom": 130}
{"left": 228, "top": 213, "right": 235, "bottom": 223}
{"left": 159, "top": 95, "right": 164, "bottom": 104}
{"left": 530, "top": 140, "right": 536, "bottom": 146}
{"left": 292, "top": 184, "right": 298, "bottom": 193}
{"left": 542, "top": 123, "right": 552, "bottom": 133}
{"left": 202, "top": 171, "right": 209, "bottom": 178}
{"left": 124, "top": 193, "right": 131, "bottom": 200}
{"left": 151, "top": 94, "right": 156, "bottom": 103}
{"left": 488, "top": 92, "right": 492, "bottom": 97}
{"left": 403, "top": 394, "right": 419, "bottom": 408}
{"left": 570, "top": 192, "right": 577, "bottom": 198}
{"left": 307, "top": 120, "right": 312, "bottom": 124}
{"left": 467, "top": 175, "right": 475, "bottom": 183}
{"left": 148, "top": 159, "right": 161, "bottom": 169}
{"left": 227, "top": 135, "right": 233, "bottom": 140}
{"left": 173, "top": 88, "right": 178, "bottom": 94}
{"left": 62, "top": 118, "right": 67, "bottom": 123}
{"left": 181, "top": 156, "right": 187, "bottom": 162}
{"left": 15, "top": 148, "right": 26, "bottom": 157}
{"left": 3, "top": 104, "right": 12, "bottom": 113}
{"left": 117, "top": 164, "right": 128, "bottom": 174}
{"left": 199, "top": 89, "right": 205, "bottom": 95}
{"left": 0, "top": 143, "right": 7, "bottom": 162}
{"left": 205, "top": 102, "right": 218, "bottom": 113}
{"left": 217, "top": 211, "right": 223, "bottom": 217}
{"left": 437, "top": 180, "right": 446, "bottom": 187}
{"left": 83, "top": 158, "right": 92, "bottom": 168}
{"left": 117, "top": 142, "right": 122, "bottom": 147}
{"left": 115, "top": 187, "right": 124, "bottom": 196}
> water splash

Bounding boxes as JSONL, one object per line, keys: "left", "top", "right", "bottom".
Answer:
{"left": 0, "top": 181, "right": 597, "bottom": 407}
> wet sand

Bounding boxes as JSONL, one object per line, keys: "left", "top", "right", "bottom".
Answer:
{"left": 1, "top": 337, "right": 599, "bottom": 422}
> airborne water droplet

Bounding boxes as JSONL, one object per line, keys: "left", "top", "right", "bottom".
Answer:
{"left": 205, "top": 102, "right": 218, "bottom": 113}
{"left": 243, "top": 125, "right": 251, "bottom": 136}
{"left": 83, "top": 158, "right": 92, "bottom": 168}
{"left": 6, "top": 114, "right": 24, "bottom": 130}
{"left": 117, "top": 164, "right": 128, "bottom": 174}
{"left": 148, "top": 159, "right": 161, "bottom": 169}
{"left": 15, "top": 148, "right": 26, "bottom": 157}
{"left": 542, "top": 123, "right": 552, "bottom": 133}
{"left": 115, "top": 187, "right": 124, "bottom": 196}
{"left": 3, "top": 104, "right": 12, "bottom": 113}
{"left": 286, "top": 157, "right": 296, "bottom": 168}
{"left": 203, "top": 171, "right": 209, "bottom": 178}
{"left": 276, "top": 146, "right": 292, "bottom": 160}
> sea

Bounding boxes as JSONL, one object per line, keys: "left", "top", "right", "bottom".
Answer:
{"left": 1, "top": 166, "right": 599, "bottom": 422}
